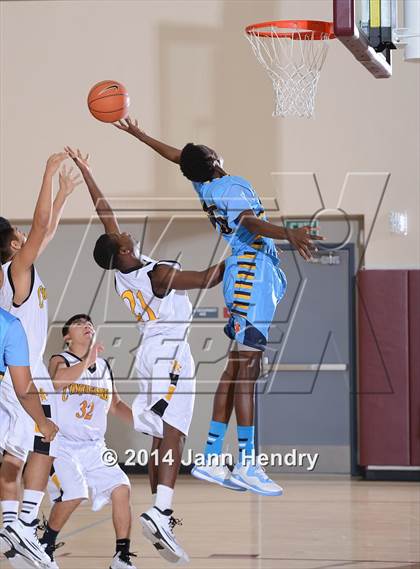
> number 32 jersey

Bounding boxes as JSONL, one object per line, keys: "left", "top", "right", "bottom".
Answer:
{"left": 52, "top": 352, "right": 113, "bottom": 443}
{"left": 192, "top": 175, "right": 279, "bottom": 264}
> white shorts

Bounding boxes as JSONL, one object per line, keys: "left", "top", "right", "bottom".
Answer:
{"left": 0, "top": 363, "right": 59, "bottom": 461}
{"left": 48, "top": 438, "right": 130, "bottom": 511}
{"left": 133, "top": 339, "right": 195, "bottom": 438}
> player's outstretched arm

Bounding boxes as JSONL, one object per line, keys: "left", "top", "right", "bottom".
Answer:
{"left": 49, "top": 342, "right": 104, "bottom": 390}
{"left": 150, "top": 261, "right": 225, "bottom": 296}
{"left": 238, "top": 210, "right": 324, "bottom": 261}
{"left": 11, "top": 153, "right": 67, "bottom": 301}
{"left": 113, "top": 117, "right": 181, "bottom": 164}
{"left": 65, "top": 147, "right": 120, "bottom": 234}
{"left": 110, "top": 387, "right": 133, "bottom": 426}
{"left": 38, "top": 164, "right": 82, "bottom": 256}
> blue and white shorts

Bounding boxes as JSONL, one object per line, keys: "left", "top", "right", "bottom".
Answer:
{"left": 223, "top": 252, "right": 287, "bottom": 351}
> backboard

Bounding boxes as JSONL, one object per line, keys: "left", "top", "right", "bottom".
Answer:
{"left": 333, "top": 0, "right": 397, "bottom": 77}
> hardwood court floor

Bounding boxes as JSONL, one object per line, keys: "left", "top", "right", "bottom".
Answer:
{"left": 2, "top": 475, "right": 419, "bottom": 569}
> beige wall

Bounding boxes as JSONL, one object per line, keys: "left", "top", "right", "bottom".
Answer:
{"left": 1, "top": 0, "right": 419, "bottom": 268}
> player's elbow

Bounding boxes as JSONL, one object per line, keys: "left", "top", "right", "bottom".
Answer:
{"left": 207, "top": 273, "right": 221, "bottom": 289}
{"left": 240, "top": 213, "right": 259, "bottom": 233}
{"left": 15, "top": 388, "right": 31, "bottom": 401}
{"left": 172, "top": 151, "right": 181, "bottom": 164}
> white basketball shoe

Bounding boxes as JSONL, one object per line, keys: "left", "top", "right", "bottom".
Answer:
{"left": 0, "top": 519, "right": 51, "bottom": 568}
{"left": 110, "top": 550, "right": 138, "bottom": 569}
{"left": 191, "top": 464, "right": 246, "bottom": 491}
{"left": 140, "top": 507, "right": 189, "bottom": 564}
{"left": 230, "top": 463, "right": 284, "bottom": 496}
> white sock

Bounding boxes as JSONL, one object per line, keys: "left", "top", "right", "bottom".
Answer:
{"left": 1, "top": 500, "right": 19, "bottom": 525}
{"left": 155, "top": 485, "right": 174, "bottom": 512}
{"left": 19, "top": 490, "right": 44, "bottom": 524}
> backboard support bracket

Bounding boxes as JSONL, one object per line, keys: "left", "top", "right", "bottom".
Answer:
{"left": 333, "top": 0, "right": 394, "bottom": 78}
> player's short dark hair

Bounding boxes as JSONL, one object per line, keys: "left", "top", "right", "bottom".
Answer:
{"left": 180, "top": 143, "right": 218, "bottom": 182}
{"left": 0, "top": 217, "right": 14, "bottom": 264}
{"left": 93, "top": 233, "right": 119, "bottom": 270}
{"left": 62, "top": 313, "right": 93, "bottom": 337}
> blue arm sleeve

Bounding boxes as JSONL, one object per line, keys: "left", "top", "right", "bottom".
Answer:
{"left": 218, "top": 183, "right": 256, "bottom": 225}
{"left": 4, "top": 319, "right": 30, "bottom": 367}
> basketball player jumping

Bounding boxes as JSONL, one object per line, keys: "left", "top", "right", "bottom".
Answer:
{"left": 41, "top": 314, "right": 136, "bottom": 569}
{"left": 0, "top": 308, "right": 58, "bottom": 561}
{"left": 113, "top": 118, "right": 323, "bottom": 496}
{"left": 0, "top": 153, "right": 80, "bottom": 567}
{"left": 66, "top": 146, "right": 224, "bottom": 564}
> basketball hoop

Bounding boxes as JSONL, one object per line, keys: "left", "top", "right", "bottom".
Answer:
{"left": 245, "top": 20, "right": 335, "bottom": 118}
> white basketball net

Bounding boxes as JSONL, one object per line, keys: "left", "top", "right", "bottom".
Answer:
{"left": 246, "top": 26, "right": 331, "bottom": 118}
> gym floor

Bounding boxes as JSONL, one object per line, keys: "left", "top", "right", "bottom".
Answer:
{"left": 47, "top": 475, "right": 420, "bottom": 569}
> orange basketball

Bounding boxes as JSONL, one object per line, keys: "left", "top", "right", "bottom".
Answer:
{"left": 87, "top": 80, "right": 130, "bottom": 123}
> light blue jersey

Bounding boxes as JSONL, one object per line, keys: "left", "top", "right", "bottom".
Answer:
{"left": 192, "top": 176, "right": 279, "bottom": 264}
{"left": 192, "top": 175, "right": 286, "bottom": 351}
{"left": 0, "top": 307, "right": 30, "bottom": 377}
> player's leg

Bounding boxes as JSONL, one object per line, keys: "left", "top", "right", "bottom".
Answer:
{"left": 0, "top": 452, "right": 24, "bottom": 553}
{"left": 228, "top": 259, "right": 287, "bottom": 496}
{"left": 109, "top": 484, "right": 136, "bottom": 569}
{"left": 0, "top": 453, "right": 23, "bottom": 515}
{"left": 40, "top": 450, "right": 90, "bottom": 568}
{"left": 139, "top": 343, "right": 194, "bottom": 564}
{"left": 148, "top": 436, "right": 161, "bottom": 495}
{"left": 111, "top": 485, "right": 132, "bottom": 538}
{"left": 228, "top": 347, "right": 282, "bottom": 496}
{"left": 233, "top": 347, "right": 262, "bottom": 459}
{"left": 40, "top": 498, "right": 82, "bottom": 568}
{"left": 0, "top": 390, "right": 28, "bottom": 539}
{"left": 211, "top": 351, "right": 238, "bottom": 423}
{"left": 21, "top": 453, "right": 54, "bottom": 523}
{"left": 2, "top": 454, "right": 56, "bottom": 567}
{"left": 81, "top": 443, "right": 135, "bottom": 568}
{"left": 191, "top": 353, "right": 246, "bottom": 490}
{"left": 44, "top": 499, "right": 83, "bottom": 537}
{"left": 17, "top": 371, "right": 60, "bottom": 527}
{"left": 0, "top": 391, "right": 53, "bottom": 567}
{"left": 192, "top": 256, "right": 244, "bottom": 487}
{"left": 157, "top": 421, "right": 185, "bottom": 489}
{"left": 140, "top": 422, "right": 189, "bottom": 564}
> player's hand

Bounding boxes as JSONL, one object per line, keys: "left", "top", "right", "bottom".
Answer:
{"left": 65, "top": 146, "right": 91, "bottom": 173}
{"left": 38, "top": 418, "right": 59, "bottom": 443}
{"left": 286, "top": 226, "right": 324, "bottom": 261}
{"left": 58, "top": 164, "right": 83, "bottom": 197}
{"left": 113, "top": 116, "right": 144, "bottom": 137}
{"left": 85, "top": 342, "right": 104, "bottom": 368}
{"left": 45, "top": 152, "right": 68, "bottom": 176}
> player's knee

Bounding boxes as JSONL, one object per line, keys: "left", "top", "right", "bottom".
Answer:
{"left": 0, "top": 452, "right": 24, "bottom": 482}
{"left": 163, "top": 422, "right": 185, "bottom": 440}
{"left": 237, "top": 351, "right": 262, "bottom": 380}
{"left": 111, "top": 484, "right": 131, "bottom": 502}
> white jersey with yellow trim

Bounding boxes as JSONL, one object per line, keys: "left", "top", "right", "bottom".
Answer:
{"left": 114, "top": 256, "right": 192, "bottom": 342}
{"left": 0, "top": 260, "right": 48, "bottom": 380}
{"left": 53, "top": 352, "right": 113, "bottom": 442}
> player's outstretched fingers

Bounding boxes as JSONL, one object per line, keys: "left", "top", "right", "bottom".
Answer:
{"left": 302, "top": 225, "right": 325, "bottom": 240}
{"left": 64, "top": 146, "right": 76, "bottom": 159}
{"left": 113, "top": 119, "right": 129, "bottom": 130}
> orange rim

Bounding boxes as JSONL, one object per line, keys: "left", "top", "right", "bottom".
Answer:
{"left": 245, "top": 20, "right": 335, "bottom": 40}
